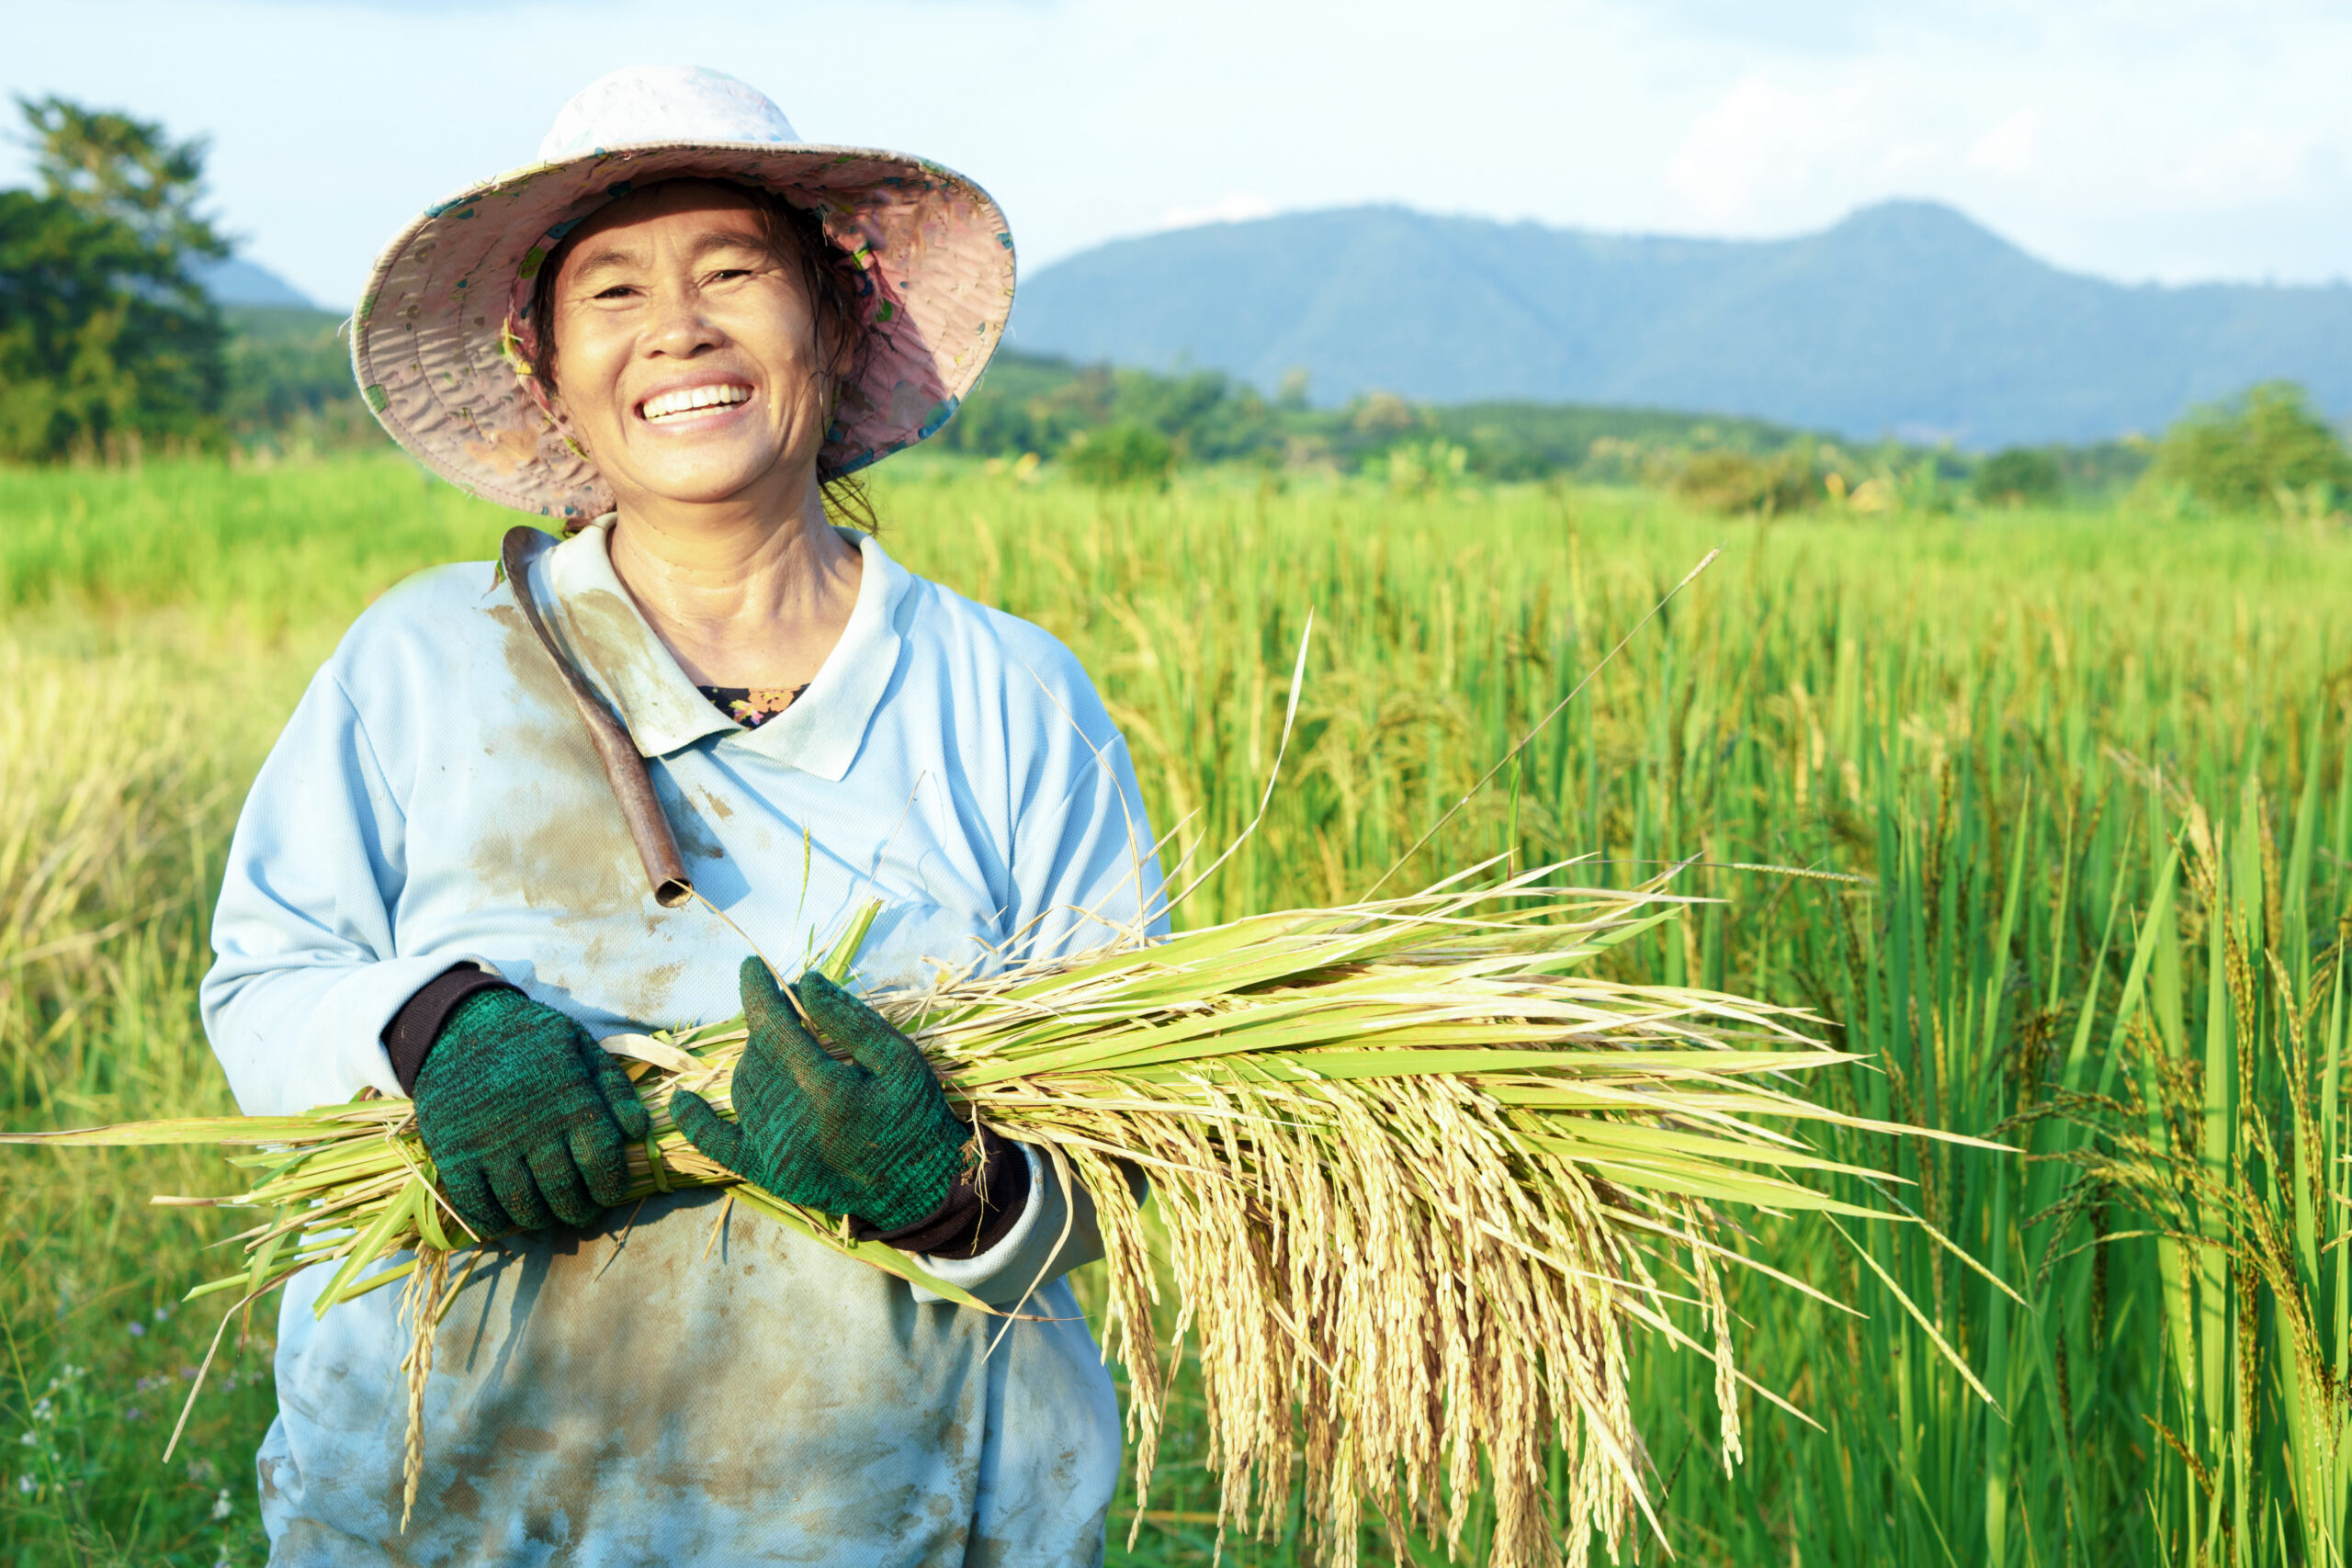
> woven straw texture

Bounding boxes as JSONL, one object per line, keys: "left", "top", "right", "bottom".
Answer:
{"left": 354, "top": 130, "right": 1013, "bottom": 519}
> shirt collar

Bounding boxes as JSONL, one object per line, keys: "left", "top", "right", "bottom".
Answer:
{"left": 534, "top": 515, "right": 911, "bottom": 781}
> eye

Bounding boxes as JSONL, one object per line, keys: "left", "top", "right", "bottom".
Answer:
{"left": 590, "top": 283, "right": 639, "bottom": 301}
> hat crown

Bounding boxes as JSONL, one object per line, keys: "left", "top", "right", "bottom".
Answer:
{"left": 538, "top": 65, "right": 801, "bottom": 163}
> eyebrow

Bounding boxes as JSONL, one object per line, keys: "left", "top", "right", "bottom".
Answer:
{"left": 564, "top": 228, "right": 775, "bottom": 286}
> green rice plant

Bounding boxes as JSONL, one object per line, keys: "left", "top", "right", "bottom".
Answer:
{"left": 2012, "top": 761, "right": 2352, "bottom": 1566}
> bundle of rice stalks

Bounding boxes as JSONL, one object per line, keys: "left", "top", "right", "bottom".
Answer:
{"left": 3, "top": 865, "right": 1978, "bottom": 1567}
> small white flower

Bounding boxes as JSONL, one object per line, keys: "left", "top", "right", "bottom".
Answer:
{"left": 16, "top": 1472, "right": 33, "bottom": 1495}
{"left": 28, "top": 1399, "right": 51, "bottom": 1424}
{"left": 17, "top": 1432, "right": 34, "bottom": 1448}
{"left": 211, "top": 1486, "right": 233, "bottom": 1520}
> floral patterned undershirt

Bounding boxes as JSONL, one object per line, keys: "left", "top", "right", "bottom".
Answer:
{"left": 696, "top": 683, "right": 811, "bottom": 729}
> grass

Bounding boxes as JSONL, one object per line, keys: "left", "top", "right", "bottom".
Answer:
{"left": 6, "top": 447, "right": 2352, "bottom": 1562}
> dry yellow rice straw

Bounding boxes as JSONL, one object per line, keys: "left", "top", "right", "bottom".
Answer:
{"left": 1, "top": 864, "right": 1988, "bottom": 1567}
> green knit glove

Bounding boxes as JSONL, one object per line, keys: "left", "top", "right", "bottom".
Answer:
{"left": 413, "top": 989, "right": 651, "bottom": 1236}
{"left": 671, "top": 959, "right": 967, "bottom": 1230}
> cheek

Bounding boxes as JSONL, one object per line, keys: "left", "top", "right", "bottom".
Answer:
{"left": 548, "top": 320, "right": 630, "bottom": 429}
{"left": 740, "top": 290, "right": 827, "bottom": 382}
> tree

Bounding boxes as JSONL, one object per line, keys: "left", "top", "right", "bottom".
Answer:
{"left": 2153, "top": 381, "right": 2352, "bottom": 515}
{"left": 1973, "top": 446, "right": 2063, "bottom": 506}
{"left": 1062, "top": 422, "right": 1175, "bottom": 489}
{"left": 0, "top": 96, "right": 227, "bottom": 459}
{"left": 1669, "top": 449, "right": 1821, "bottom": 516}
{"left": 23, "top": 96, "right": 224, "bottom": 264}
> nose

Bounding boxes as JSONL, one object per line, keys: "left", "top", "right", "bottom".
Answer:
{"left": 645, "top": 276, "right": 724, "bottom": 358}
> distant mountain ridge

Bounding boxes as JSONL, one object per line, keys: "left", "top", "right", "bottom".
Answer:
{"left": 1009, "top": 201, "right": 2352, "bottom": 447}
{"left": 197, "top": 256, "right": 311, "bottom": 310}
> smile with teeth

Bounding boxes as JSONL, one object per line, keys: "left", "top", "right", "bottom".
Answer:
{"left": 639, "top": 384, "right": 752, "bottom": 423}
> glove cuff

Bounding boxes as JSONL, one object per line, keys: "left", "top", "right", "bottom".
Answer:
{"left": 856, "top": 1126, "right": 1031, "bottom": 1259}
{"left": 386, "top": 965, "right": 519, "bottom": 1094}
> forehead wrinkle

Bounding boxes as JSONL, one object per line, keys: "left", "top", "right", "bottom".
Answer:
{"left": 683, "top": 226, "right": 775, "bottom": 263}
{"left": 562, "top": 223, "right": 774, "bottom": 288}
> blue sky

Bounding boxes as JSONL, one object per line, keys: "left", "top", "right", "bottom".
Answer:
{"left": 6, "top": 0, "right": 2347, "bottom": 308}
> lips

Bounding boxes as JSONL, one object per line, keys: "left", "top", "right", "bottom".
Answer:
{"left": 639, "top": 383, "right": 753, "bottom": 423}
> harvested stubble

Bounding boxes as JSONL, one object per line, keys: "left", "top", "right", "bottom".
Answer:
{"left": 3, "top": 867, "right": 1960, "bottom": 1568}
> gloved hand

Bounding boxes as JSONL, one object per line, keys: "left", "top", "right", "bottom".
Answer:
{"left": 413, "top": 988, "right": 651, "bottom": 1236}
{"left": 671, "top": 958, "right": 968, "bottom": 1230}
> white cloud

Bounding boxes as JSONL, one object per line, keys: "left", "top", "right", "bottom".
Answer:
{"left": 1652, "top": 28, "right": 2352, "bottom": 280}
{"left": 1967, "top": 108, "right": 2041, "bottom": 176}
{"left": 1879, "top": 135, "right": 1961, "bottom": 180}
{"left": 2180, "top": 126, "right": 2316, "bottom": 200}
{"left": 1666, "top": 69, "right": 1939, "bottom": 226}
{"left": 1154, "top": 192, "right": 1280, "bottom": 231}
{"left": 1665, "top": 74, "right": 1857, "bottom": 222}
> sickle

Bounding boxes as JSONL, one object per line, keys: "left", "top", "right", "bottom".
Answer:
{"left": 501, "top": 525, "right": 697, "bottom": 908}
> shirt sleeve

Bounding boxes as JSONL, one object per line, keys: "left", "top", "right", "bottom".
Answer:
{"left": 908, "top": 1144, "right": 1113, "bottom": 1309}
{"left": 902, "top": 646, "right": 1166, "bottom": 1302}
{"left": 198, "top": 667, "right": 492, "bottom": 1115}
{"left": 1004, "top": 657, "right": 1170, "bottom": 964}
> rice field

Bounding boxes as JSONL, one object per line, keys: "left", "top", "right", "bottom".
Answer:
{"left": 5, "top": 449, "right": 2352, "bottom": 1564}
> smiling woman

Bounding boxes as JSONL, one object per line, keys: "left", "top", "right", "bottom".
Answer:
{"left": 205, "top": 63, "right": 1159, "bottom": 1565}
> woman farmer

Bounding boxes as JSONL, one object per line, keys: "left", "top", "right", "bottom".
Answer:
{"left": 200, "top": 65, "right": 1163, "bottom": 1563}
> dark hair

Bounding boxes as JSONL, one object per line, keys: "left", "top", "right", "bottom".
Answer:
{"left": 528, "top": 177, "right": 878, "bottom": 532}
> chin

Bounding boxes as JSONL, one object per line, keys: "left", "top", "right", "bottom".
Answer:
{"left": 616, "top": 457, "right": 792, "bottom": 509}
{"left": 642, "top": 478, "right": 770, "bottom": 507}
{"left": 603, "top": 432, "right": 825, "bottom": 513}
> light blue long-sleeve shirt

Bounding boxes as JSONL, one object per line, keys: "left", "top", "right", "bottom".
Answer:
{"left": 200, "top": 519, "right": 1166, "bottom": 1565}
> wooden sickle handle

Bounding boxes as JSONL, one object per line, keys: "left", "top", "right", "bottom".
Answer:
{"left": 501, "top": 525, "right": 697, "bottom": 908}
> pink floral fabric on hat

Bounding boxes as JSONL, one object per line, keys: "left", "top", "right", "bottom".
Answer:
{"left": 352, "top": 65, "right": 1015, "bottom": 520}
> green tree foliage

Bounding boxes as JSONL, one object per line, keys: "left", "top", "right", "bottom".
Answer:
{"left": 0, "top": 96, "right": 227, "bottom": 461}
{"left": 2153, "top": 379, "right": 2352, "bottom": 513}
{"left": 1061, "top": 422, "right": 1177, "bottom": 489}
{"left": 935, "top": 358, "right": 1284, "bottom": 467}
{"left": 1973, "top": 446, "right": 2063, "bottom": 505}
{"left": 1668, "top": 448, "right": 1823, "bottom": 515}
{"left": 935, "top": 350, "right": 2143, "bottom": 504}
{"left": 1425, "top": 404, "right": 1797, "bottom": 481}
{"left": 26, "top": 96, "right": 222, "bottom": 264}
{"left": 939, "top": 352, "right": 1835, "bottom": 483}
{"left": 220, "top": 305, "right": 381, "bottom": 449}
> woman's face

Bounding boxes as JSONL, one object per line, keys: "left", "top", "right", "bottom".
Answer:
{"left": 544, "top": 182, "right": 833, "bottom": 514}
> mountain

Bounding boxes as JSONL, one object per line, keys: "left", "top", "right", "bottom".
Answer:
{"left": 1009, "top": 201, "right": 2352, "bottom": 448}
{"left": 196, "top": 256, "right": 312, "bottom": 309}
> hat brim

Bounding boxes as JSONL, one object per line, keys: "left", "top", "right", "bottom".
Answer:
{"left": 352, "top": 141, "right": 1015, "bottom": 519}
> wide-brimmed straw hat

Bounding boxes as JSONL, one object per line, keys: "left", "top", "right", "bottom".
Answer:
{"left": 352, "top": 64, "right": 1015, "bottom": 520}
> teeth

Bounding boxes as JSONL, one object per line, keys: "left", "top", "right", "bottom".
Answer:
{"left": 640, "top": 385, "right": 751, "bottom": 422}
